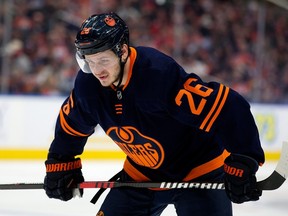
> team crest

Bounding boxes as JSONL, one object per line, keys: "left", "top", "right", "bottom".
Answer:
{"left": 107, "top": 126, "right": 164, "bottom": 169}
{"left": 104, "top": 16, "right": 116, "bottom": 27}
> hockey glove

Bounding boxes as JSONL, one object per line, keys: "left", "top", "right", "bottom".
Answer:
{"left": 44, "top": 154, "right": 84, "bottom": 201}
{"left": 224, "top": 154, "right": 262, "bottom": 204}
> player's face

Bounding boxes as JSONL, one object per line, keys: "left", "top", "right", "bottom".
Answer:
{"left": 85, "top": 50, "right": 121, "bottom": 87}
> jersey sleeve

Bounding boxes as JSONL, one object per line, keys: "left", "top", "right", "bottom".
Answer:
{"left": 48, "top": 89, "right": 97, "bottom": 157}
{"left": 215, "top": 88, "right": 265, "bottom": 164}
{"left": 166, "top": 65, "right": 264, "bottom": 164}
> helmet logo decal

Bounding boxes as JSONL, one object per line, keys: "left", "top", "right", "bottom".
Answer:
{"left": 80, "top": 27, "right": 92, "bottom": 35}
{"left": 104, "top": 16, "right": 116, "bottom": 27}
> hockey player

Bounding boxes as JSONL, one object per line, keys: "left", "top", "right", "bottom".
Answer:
{"left": 43, "top": 12, "right": 265, "bottom": 216}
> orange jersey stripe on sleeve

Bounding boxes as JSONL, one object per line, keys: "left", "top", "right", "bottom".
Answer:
{"left": 200, "top": 84, "right": 229, "bottom": 132}
{"left": 59, "top": 109, "right": 90, "bottom": 137}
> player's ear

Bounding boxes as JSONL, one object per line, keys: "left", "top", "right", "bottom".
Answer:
{"left": 121, "top": 44, "right": 129, "bottom": 60}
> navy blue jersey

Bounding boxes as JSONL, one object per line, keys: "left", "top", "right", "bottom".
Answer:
{"left": 49, "top": 46, "right": 264, "bottom": 182}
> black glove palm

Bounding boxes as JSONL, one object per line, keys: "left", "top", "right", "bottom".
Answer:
{"left": 224, "top": 154, "right": 262, "bottom": 204}
{"left": 44, "top": 156, "right": 84, "bottom": 201}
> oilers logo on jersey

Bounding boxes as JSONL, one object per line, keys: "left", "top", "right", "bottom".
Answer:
{"left": 107, "top": 126, "right": 164, "bottom": 169}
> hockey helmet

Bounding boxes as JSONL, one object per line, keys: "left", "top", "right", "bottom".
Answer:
{"left": 75, "top": 12, "right": 129, "bottom": 57}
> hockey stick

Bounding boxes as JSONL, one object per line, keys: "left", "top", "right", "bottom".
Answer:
{"left": 256, "top": 140, "right": 288, "bottom": 190}
{"left": 1, "top": 141, "right": 288, "bottom": 191}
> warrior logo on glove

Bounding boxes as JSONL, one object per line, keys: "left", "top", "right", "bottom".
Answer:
{"left": 224, "top": 154, "right": 262, "bottom": 204}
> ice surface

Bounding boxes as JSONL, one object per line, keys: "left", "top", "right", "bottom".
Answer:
{"left": 0, "top": 160, "right": 287, "bottom": 216}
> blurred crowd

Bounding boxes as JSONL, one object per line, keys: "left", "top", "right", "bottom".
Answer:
{"left": 0, "top": 0, "right": 288, "bottom": 103}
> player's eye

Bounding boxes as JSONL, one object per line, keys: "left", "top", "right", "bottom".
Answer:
{"left": 86, "top": 60, "right": 96, "bottom": 67}
{"left": 98, "top": 59, "right": 110, "bottom": 66}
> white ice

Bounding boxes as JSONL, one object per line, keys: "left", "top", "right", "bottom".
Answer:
{"left": 0, "top": 160, "right": 287, "bottom": 216}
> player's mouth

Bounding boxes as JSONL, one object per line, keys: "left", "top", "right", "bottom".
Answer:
{"left": 98, "top": 74, "right": 108, "bottom": 81}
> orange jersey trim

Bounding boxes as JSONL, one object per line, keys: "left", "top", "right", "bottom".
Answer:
{"left": 123, "top": 158, "right": 151, "bottom": 181}
{"left": 123, "top": 47, "right": 137, "bottom": 90}
{"left": 200, "top": 84, "right": 229, "bottom": 132}
{"left": 123, "top": 149, "right": 230, "bottom": 186}
{"left": 124, "top": 159, "right": 169, "bottom": 191}
{"left": 110, "top": 47, "right": 137, "bottom": 91}
{"left": 183, "top": 149, "right": 230, "bottom": 181}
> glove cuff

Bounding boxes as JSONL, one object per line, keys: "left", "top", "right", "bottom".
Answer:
{"left": 45, "top": 158, "right": 82, "bottom": 173}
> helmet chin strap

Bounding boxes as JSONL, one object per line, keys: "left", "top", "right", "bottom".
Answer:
{"left": 115, "top": 56, "right": 128, "bottom": 100}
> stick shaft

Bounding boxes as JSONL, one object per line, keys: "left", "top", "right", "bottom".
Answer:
{"left": 79, "top": 181, "right": 225, "bottom": 189}
{"left": 0, "top": 183, "right": 43, "bottom": 190}
{"left": 0, "top": 181, "right": 225, "bottom": 190}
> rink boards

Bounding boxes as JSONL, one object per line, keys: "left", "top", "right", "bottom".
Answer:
{"left": 0, "top": 96, "right": 287, "bottom": 160}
